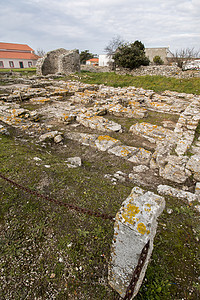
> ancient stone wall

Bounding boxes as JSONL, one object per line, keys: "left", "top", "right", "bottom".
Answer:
{"left": 81, "top": 64, "right": 200, "bottom": 79}
{"left": 116, "top": 65, "right": 200, "bottom": 79}
{"left": 36, "top": 48, "right": 80, "bottom": 76}
{"left": 81, "top": 64, "right": 110, "bottom": 73}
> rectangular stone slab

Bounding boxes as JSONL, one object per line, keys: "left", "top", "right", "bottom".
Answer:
{"left": 108, "top": 187, "right": 165, "bottom": 299}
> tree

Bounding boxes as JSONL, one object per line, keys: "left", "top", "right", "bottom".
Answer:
{"left": 153, "top": 55, "right": 164, "bottom": 65}
{"left": 170, "top": 47, "right": 200, "bottom": 68}
{"left": 80, "top": 50, "right": 94, "bottom": 64}
{"left": 104, "top": 35, "right": 125, "bottom": 58}
{"left": 36, "top": 48, "right": 46, "bottom": 57}
{"left": 113, "top": 40, "right": 150, "bottom": 70}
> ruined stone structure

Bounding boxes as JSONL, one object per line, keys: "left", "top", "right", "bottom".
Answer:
{"left": 36, "top": 48, "right": 80, "bottom": 76}
{"left": 0, "top": 73, "right": 200, "bottom": 298}
{"left": 115, "top": 65, "right": 200, "bottom": 79}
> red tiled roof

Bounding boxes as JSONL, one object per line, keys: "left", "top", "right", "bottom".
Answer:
{"left": 87, "top": 58, "right": 99, "bottom": 62}
{"left": 0, "top": 42, "right": 33, "bottom": 51}
{"left": 0, "top": 52, "right": 39, "bottom": 60}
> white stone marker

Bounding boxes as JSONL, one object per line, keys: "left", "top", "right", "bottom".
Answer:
{"left": 108, "top": 187, "right": 165, "bottom": 299}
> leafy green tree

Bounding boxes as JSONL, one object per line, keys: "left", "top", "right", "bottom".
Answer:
{"left": 153, "top": 55, "right": 164, "bottom": 65}
{"left": 113, "top": 40, "right": 150, "bottom": 70}
{"left": 80, "top": 50, "right": 94, "bottom": 64}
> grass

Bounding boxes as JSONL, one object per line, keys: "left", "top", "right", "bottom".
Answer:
{"left": 105, "top": 110, "right": 179, "bottom": 131}
{"left": 1, "top": 72, "right": 200, "bottom": 299}
{"left": 64, "top": 71, "right": 200, "bottom": 95}
{"left": 0, "top": 130, "right": 199, "bottom": 299}
{"left": 0, "top": 67, "right": 36, "bottom": 76}
{"left": 0, "top": 133, "right": 131, "bottom": 299}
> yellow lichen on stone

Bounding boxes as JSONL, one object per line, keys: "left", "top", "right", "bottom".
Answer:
{"left": 121, "top": 203, "right": 140, "bottom": 225}
{"left": 121, "top": 147, "right": 131, "bottom": 157}
{"left": 137, "top": 223, "right": 147, "bottom": 235}
{"left": 145, "top": 203, "right": 151, "bottom": 212}
{"left": 98, "top": 135, "right": 118, "bottom": 143}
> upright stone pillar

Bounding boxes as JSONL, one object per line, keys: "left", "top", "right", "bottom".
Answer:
{"left": 108, "top": 187, "right": 165, "bottom": 299}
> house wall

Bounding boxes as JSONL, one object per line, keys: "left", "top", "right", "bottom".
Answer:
{"left": 145, "top": 48, "right": 173, "bottom": 64}
{"left": 0, "top": 58, "right": 38, "bottom": 68}
{"left": 99, "top": 54, "right": 114, "bottom": 67}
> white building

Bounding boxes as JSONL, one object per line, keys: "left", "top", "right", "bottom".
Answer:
{"left": 182, "top": 59, "right": 200, "bottom": 70}
{"left": 85, "top": 58, "right": 99, "bottom": 65}
{"left": 99, "top": 54, "right": 114, "bottom": 67}
{"left": 0, "top": 42, "right": 40, "bottom": 69}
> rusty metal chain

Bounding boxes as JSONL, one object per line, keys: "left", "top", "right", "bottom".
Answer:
{"left": 0, "top": 173, "right": 115, "bottom": 221}
{"left": 123, "top": 240, "right": 150, "bottom": 300}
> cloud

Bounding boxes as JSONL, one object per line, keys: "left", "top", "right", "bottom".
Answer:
{"left": 0, "top": 0, "right": 199, "bottom": 54}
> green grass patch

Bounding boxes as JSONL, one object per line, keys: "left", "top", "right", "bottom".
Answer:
{"left": 0, "top": 133, "right": 199, "bottom": 299}
{"left": 64, "top": 71, "right": 200, "bottom": 95}
{"left": 105, "top": 111, "right": 179, "bottom": 131}
{"left": 0, "top": 67, "right": 36, "bottom": 76}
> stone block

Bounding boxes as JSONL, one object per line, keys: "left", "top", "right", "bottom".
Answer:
{"left": 95, "top": 135, "right": 121, "bottom": 151}
{"left": 129, "top": 122, "right": 172, "bottom": 144}
{"left": 159, "top": 155, "right": 189, "bottom": 183}
{"left": 36, "top": 48, "right": 80, "bottom": 76}
{"left": 77, "top": 115, "right": 122, "bottom": 132}
{"left": 39, "top": 131, "right": 62, "bottom": 142}
{"left": 195, "top": 182, "right": 200, "bottom": 198}
{"left": 186, "top": 155, "right": 200, "bottom": 181}
{"left": 108, "top": 187, "right": 165, "bottom": 298}
{"left": 0, "top": 124, "right": 9, "bottom": 135}
{"left": 132, "top": 165, "right": 149, "bottom": 173}
{"left": 108, "top": 145, "right": 138, "bottom": 158}
{"left": 65, "top": 157, "right": 82, "bottom": 168}
{"left": 157, "top": 184, "right": 198, "bottom": 203}
{"left": 65, "top": 132, "right": 98, "bottom": 147}
{"left": 54, "top": 134, "right": 63, "bottom": 143}
{"left": 128, "top": 148, "right": 152, "bottom": 165}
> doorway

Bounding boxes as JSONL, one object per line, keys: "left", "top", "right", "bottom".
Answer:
{"left": 19, "top": 62, "right": 24, "bottom": 68}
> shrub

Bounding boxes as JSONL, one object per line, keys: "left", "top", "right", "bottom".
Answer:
{"left": 153, "top": 56, "right": 164, "bottom": 65}
{"left": 113, "top": 40, "right": 150, "bottom": 70}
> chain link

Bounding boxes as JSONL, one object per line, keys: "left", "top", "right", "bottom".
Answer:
{"left": 0, "top": 173, "right": 115, "bottom": 221}
{"left": 123, "top": 240, "right": 150, "bottom": 300}
{"left": 1, "top": 172, "right": 152, "bottom": 299}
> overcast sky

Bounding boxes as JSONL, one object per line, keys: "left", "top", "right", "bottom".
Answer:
{"left": 0, "top": 0, "right": 200, "bottom": 55}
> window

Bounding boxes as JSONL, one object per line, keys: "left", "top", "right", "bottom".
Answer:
{"left": 9, "top": 61, "right": 14, "bottom": 68}
{"left": 28, "top": 61, "right": 32, "bottom": 67}
{"left": 0, "top": 61, "right": 4, "bottom": 68}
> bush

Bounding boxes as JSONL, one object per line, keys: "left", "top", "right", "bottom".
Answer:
{"left": 113, "top": 41, "right": 150, "bottom": 70}
{"left": 80, "top": 50, "right": 94, "bottom": 64}
{"left": 153, "top": 56, "right": 164, "bottom": 65}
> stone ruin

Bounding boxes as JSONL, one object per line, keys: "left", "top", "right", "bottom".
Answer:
{"left": 36, "top": 48, "right": 80, "bottom": 76}
{"left": 0, "top": 73, "right": 200, "bottom": 298}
